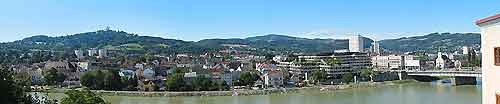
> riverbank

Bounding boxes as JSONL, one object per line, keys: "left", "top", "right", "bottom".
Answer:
{"left": 43, "top": 80, "right": 419, "bottom": 97}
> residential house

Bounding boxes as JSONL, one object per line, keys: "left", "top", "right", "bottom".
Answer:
{"left": 263, "top": 70, "right": 284, "bottom": 88}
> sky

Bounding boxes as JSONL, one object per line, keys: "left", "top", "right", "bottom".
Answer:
{"left": 0, "top": 0, "right": 498, "bottom": 42}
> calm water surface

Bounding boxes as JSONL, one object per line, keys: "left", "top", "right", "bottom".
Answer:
{"left": 49, "top": 83, "right": 481, "bottom": 104}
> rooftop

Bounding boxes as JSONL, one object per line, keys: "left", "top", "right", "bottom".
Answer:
{"left": 476, "top": 13, "right": 500, "bottom": 25}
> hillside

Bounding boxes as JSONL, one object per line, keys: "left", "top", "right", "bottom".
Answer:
{"left": 379, "top": 33, "right": 480, "bottom": 53}
{"left": 1, "top": 31, "right": 481, "bottom": 55}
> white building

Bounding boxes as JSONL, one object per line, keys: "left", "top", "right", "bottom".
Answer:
{"left": 404, "top": 60, "right": 421, "bottom": 70}
{"left": 372, "top": 55, "right": 419, "bottom": 70}
{"left": 278, "top": 52, "right": 371, "bottom": 83}
{"left": 435, "top": 52, "right": 446, "bottom": 69}
{"left": 88, "top": 49, "right": 98, "bottom": 57}
{"left": 463, "top": 46, "right": 470, "bottom": 55}
{"left": 349, "top": 35, "right": 364, "bottom": 52}
{"left": 372, "top": 41, "right": 381, "bottom": 54}
{"left": 476, "top": 14, "right": 500, "bottom": 104}
{"left": 98, "top": 49, "right": 108, "bottom": 58}
{"left": 74, "top": 50, "right": 85, "bottom": 59}
{"left": 264, "top": 70, "right": 283, "bottom": 88}
{"left": 272, "top": 55, "right": 288, "bottom": 62}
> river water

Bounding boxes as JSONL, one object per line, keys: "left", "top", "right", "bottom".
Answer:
{"left": 48, "top": 82, "right": 481, "bottom": 104}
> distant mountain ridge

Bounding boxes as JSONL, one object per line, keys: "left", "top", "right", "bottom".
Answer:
{"left": 1, "top": 30, "right": 480, "bottom": 55}
{"left": 379, "top": 33, "right": 480, "bottom": 53}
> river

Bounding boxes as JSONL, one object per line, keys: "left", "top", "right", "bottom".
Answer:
{"left": 47, "top": 82, "right": 481, "bottom": 104}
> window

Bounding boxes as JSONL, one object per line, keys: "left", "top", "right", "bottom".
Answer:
{"left": 496, "top": 47, "right": 500, "bottom": 66}
{"left": 497, "top": 93, "right": 500, "bottom": 104}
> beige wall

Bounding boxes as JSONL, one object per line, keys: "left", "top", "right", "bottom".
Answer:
{"left": 480, "top": 19, "right": 500, "bottom": 104}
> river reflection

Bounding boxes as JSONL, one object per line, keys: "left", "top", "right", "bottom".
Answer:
{"left": 48, "top": 83, "right": 481, "bottom": 104}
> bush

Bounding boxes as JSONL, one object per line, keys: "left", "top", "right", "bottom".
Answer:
{"left": 60, "top": 90, "right": 107, "bottom": 104}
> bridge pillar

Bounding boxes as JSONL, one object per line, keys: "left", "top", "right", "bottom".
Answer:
{"left": 398, "top": 71, "right": 408, "bottom": 80}
{"left": 450, "top": 76, "right": 477, "bottom": 86}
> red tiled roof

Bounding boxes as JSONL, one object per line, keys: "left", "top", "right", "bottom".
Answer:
{"left": 476, "top": 14, "right": 500, "bottom": 25}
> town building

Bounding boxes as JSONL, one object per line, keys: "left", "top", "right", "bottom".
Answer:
{"left": 372, "top": 55, "right": 420, "bottom": 70}
{"left": 88, "top": 48, "right": 98, "bottom": 57}
{"left": 463, "top": 46, "right": 470, "bottom": 55}
{"left": 74, "top": 50, "right": 85, "bottom": 59}
{"left": 263, "top": 70, "right": 284, "bottom": 88}
{"left": 476, "top": 13, "right": 500, "bottom": 104}
{"left": 435, "top": 52, "right": 453, "bottom": 69}
{"left": 98, "top": 49, "right": 108, "bottom": 58}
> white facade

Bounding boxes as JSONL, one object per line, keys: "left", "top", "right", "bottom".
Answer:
{"left": 435, "top": 52, "right": 446, "bottom": 69}
{"left": 272, "top": 55, "right": 288, "bottom": 62}
{"left": 349, "top": 35, "right": 364, "bottom": 52}
{"left": 74, "top": 50, "right": 85, "bottom": 59}
{"left": 404, "top": 60, "right": 420, "bottom": 70}
{"left": 98, "top": 49, "right": 108, "bottom": 58}
{"left": 463, "top": 46, "right": 470, "bottom": 55}
{"left": 372, "top": 55, "right": 419, "bottom": 70}
{"left": 88, "top": 49, "right": 98, "bottom": 56}
{"left": 264, "top": 70, "right": 283, "bottom": 88}
{"left": 477, "top": 14, "right": 500, "bottom": 104}
{"left": 372, "top": 41, "right": 381, "bottom": 54}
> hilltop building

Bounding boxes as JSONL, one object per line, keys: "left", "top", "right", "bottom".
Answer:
{"left": 476, "top": 13, "right": 500, "bottom": 104}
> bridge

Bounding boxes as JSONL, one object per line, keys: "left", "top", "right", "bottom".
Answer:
{"left": 405, "top": 70, "right": 482, "bottom": 77}
{"left": 380, "top": 70, "right": 482, "bottom": 86}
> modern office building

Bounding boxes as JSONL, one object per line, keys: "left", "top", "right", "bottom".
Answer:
{"left": 476, "top": 13, "right": 500, "bottom": 104}
{"left": 349, "top": 35, "right": 364, "bottom": 52}
{"left": 278, "top": 52, "right": 371, "bottom": 83}
{"left": 372, "top": 41, "right": 381, "bottom": 54}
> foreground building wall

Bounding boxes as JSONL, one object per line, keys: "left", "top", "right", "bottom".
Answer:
{"left": 476, "top": 14, "right": 500, "bottom": 104}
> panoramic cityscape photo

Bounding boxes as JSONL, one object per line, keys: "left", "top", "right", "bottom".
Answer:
{"left": 0, "top": 0, "right": 499, "bottom": 104}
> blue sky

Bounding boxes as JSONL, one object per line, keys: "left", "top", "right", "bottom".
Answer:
{"left": 0, "top": 0, "right": 498, "bottom": 42}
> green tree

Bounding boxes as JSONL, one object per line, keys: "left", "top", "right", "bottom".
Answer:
{"left": 192, "top": 76, "right": 212, "bottom": 91}
{"left": 121, "top": 77, "right": 138, "bottom": 91}
{"left": 0, "top": 67, "right": 33, "bottom": 104}
{"left": 60, "top": 90, "right": 108, "bottom": 104}
{"left": 165, "top": 73, "right": 185, "bottom": 91}
{"left": 342, "top": 73, "right": 354, "bottom": 84}
{"left": 103, "top": 70, "right": 123, "bottom": 90}
{"left": 360, "top": 69, "right": 374, "bottom": 81}
{"left": 80, "top": 71, "right": 97, "bottom": 89}
{"left": 239, "top": 72, "right": 259, "bottom": 86}
{"left": 326, "top": 58, "right": 340, "bottom": 65}
{"left": 311, "top": 70, "right": 327, "bottom": 84}
{"left": 43, "top": 68, "right": 66, "bottom": 85}
{"left": 81, "top": 70, "right": 124, "bottom": 90}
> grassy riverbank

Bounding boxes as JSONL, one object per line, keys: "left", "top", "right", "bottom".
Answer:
{"left": 42, "top": 80, "right": 419, "bottom": 97}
